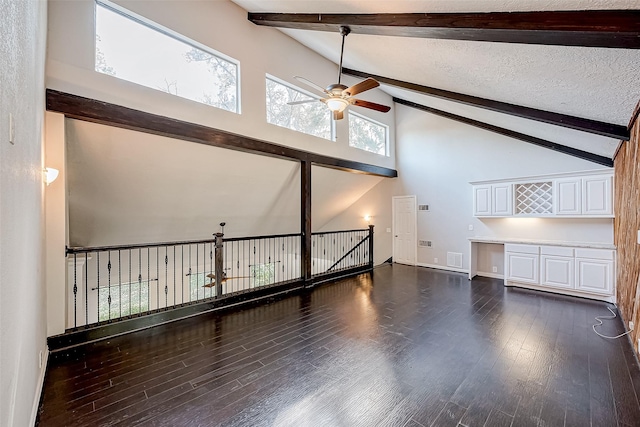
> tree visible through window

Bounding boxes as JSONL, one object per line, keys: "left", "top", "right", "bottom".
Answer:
{"left": 250, "top": 263, "right": 276, "bottom": 287}
{"left": 98, "top": 281, "right": 149, "bottom": 321}
{"left": 266, "top": 76, "right": 333, "bottom": 140}
{"left": 349, "top": 112, "right": 389, "bottom": 156}
{"left": 95, "top": 0, "right": 239, "bottom": 113}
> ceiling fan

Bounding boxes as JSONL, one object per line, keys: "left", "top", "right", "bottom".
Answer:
{"left": 288, "top": 26, "right": 391, "bottom": 120}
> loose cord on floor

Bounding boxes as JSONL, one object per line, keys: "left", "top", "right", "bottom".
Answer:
{"left": 593, "top": 306, "right": 632, "bottom": 339}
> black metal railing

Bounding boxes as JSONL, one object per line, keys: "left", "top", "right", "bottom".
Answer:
{"left": 311, "top": 226, "right": 373, "bottom": 277}
{"left": 65, "top": 226, "right": 373, "bottom": 329}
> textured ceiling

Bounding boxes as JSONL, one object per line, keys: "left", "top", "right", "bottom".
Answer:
{"left": 232, "top": 0, "right": 640, "bottom": 158}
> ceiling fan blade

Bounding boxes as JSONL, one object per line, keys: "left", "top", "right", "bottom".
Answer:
{"left": 294, "top": 76, "right": 329, "bottom": 95}
{"left": 333, "top": 110, "right": 344, "bottom": 120}
{"left": 287, "top": 99, "right": 318, "bottom": 106}
{"left": 351, "top": 99, "right": 391, "bottom": 113}
{"left": 342, "top": 78, "right": 379, "bottom": 97}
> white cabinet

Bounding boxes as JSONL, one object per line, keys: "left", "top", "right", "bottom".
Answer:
{"left": 555, "top": 178, "right": 581, "bottom": 215}
{"left": 555, "top": 175, "right": 612, "bottom": 216}
{"left": 505, "top": 244, "right": 539, "bottom": 284}
{"left": 540, "top": 246, "right": 574, "bottom": 289}
{"left": 582, "top": 175, "right": 613, "bottom": 216}
{"left": 473, "top": 184, "right": 512, "bottom": 216}
{"left": 472, "top": 170, "right": 613, "bottom": 218}
{"left": 504, "top": 244, "right": 615, "bottom": 301}
{"left": 492, "top": 184, "right": 513, "bottom": 216}
{"left": 473, "top": 185, "right": 491, "bottom": 216}
{"left": 575, "top": 249, "right": 614, "bottom": 295}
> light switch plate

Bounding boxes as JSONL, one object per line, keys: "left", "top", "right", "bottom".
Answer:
{"left": 468, "top": 224, "right": 474, "bottom": 231}
{"left": 386, "top": 228, "right": 391, "bottom": 233}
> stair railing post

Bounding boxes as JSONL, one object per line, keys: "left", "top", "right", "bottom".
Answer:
{"left": 214, "top": 232, "right": 224, "bottom": 298}
{"left": 368, "top": 225, "right": 374, "bottom": 270}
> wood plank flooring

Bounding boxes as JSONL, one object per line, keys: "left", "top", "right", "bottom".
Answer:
{"left": 37, "top": 264, "right": 640, "bottom": 426}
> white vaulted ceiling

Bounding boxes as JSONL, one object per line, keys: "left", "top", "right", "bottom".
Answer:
{"left": 232, "top": 0, "right": 640, "bottom": 159}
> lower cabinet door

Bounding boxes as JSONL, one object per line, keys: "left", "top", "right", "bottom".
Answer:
{"left": 575, "top": 258, "right": 614, "bottom": 295}
{"left": 540, "top": 256, "right": 574, "bottom": 289}
{"left": 506, "top": 252, "right": 539, "bottom": 284}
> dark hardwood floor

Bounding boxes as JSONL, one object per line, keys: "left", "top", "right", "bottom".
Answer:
{"left": 37, "top": 264, "right": 640, "bottom": 426}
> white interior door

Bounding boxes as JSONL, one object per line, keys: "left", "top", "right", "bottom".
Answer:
{"left": 393, "top": 196, "right": 417, "bottom": 266}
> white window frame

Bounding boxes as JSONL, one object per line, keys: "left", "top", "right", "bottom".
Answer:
{"left": 95, "top": 0, "right": 242, "bottom": 113}
{"left": 265, "top": 74, "right": 336, "bottom": 141}
{"left": 348, "top": 110, "right": 390, "bottom": 156}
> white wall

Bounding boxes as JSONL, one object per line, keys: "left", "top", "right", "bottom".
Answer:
{"left": 0, "top": 1, "right": 48, "bottom": 425}
{"left": 46, "top": 0, "right": 395, "bottom": 169}
{"left": 326, "top": 104, "right": 614, "bottom": 273}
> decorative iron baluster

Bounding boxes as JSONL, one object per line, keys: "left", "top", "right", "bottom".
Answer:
{"left": 138, "top": 248, "right": 142, "bottom": 314}
{"left": 107, "top": 252, "right": 112, "bottom": 321}
{"left": 73, "top": 253, "right": 77, "bottom": 328}
{"left": 156, "top": 247, "right": 159, "bottom": 311}
{"left": 128, "top": 250, "right": 132, "bottom": 317}
{"left": 85, "top": 252, "right": 88, "bottom": 326}
{"left": 96, "top": 252, "right": 100, "bottom": 323}
{"left": 118, "top": 250, "right": 122, "bottom": 319}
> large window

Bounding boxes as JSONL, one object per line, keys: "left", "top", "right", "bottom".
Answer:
{"left": 95, "top": 0, "right": 240, "bottom": 113}
{"left": 348, "top": 112, "right": 389, "bottom": 156}
{"left": 266, "top": 76, "right": 334, "bottom": 140}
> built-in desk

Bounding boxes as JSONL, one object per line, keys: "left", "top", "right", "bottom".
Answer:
{"left": 469, "top": 237, "right": 617, "bottom": 302}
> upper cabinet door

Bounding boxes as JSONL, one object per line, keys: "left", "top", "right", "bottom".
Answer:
{"left": 582, "top": 175, "right": 613, "bottom": 216}
{"left": 473, "top": 185, "right": 491, "bottom": 216}
{"left": 555, "top": 178, "right": 582, "bottom": 215}
{"left": 492, "top": 184, "right": 513, "bottom": 216}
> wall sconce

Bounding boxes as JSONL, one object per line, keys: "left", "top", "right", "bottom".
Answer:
{"left": 44, "top": 167, "right": 59, "bottom": 185}
{"left": 364, "top": 214, "right": 372, "bottom": 224}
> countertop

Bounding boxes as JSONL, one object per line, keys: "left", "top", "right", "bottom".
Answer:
{"left": 469, "top": 237, "right": 616, "bottom": 250}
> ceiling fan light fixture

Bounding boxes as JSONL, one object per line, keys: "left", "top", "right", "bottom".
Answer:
{"left": 326, "top": 98, "right": 349, "bottom": 113}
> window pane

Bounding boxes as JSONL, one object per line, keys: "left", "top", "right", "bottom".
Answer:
{"left": 250, "top": 263, "right": 276, "bottom": 287}
{"left": 348, "top": 112, "right": 388, "bottom": 156}
{"left": 266, "top": 77, "right": 333, "bottom": 140}
{"left": 95, "top": 1, "right": 239, "bottom": 113}
{"left": 99, "top": 282, "right": 149, "bottom": 321}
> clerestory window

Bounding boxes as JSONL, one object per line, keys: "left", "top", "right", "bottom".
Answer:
{"left": 265, "top": 75, "right": 334, "bottom": 141}
{"left": 348, "top": 111, "right": 389, "bottom": 156}
{"left": 95, "top": 0, "right": 240, "bottom": 113}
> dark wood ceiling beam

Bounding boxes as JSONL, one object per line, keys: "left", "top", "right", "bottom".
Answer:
{"left": 45, "top": 89, "right": 397, "bottom": 178}
{"left": 343, "top": 68, "right": 629, "bottom": 141}
{"left": 394, "top": 97, "right": 613, "bottom": 167}
{"left": 248, "top": 10, "right": 640, "bottom": 49}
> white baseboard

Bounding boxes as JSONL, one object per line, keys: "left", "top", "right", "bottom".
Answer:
{"left": 416, "top": 262, "right": 468, "bottom": 275}
{"left": 476, "top": 271, "right": 504, "bottom": 280}
{"left": 30, "top": 349, "right": 49, "bottom": 427}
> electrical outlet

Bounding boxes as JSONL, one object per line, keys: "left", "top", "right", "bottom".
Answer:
{"left": 492, "top": 266, "right": 498, "bottom": 273}
{"left": 630, "top": 321, "right": 635, "bottom": 331}
{"left": 386, "top": 228, "right": 391, "bottom": 233}
{"left": 39, "top": 351, "right": 43, "bottom": 369}
{"left": 468, "top": 224, "right": 474, "bottom": 231}
{"left": 637, "top": 230, "right": 640, "bottom": 244}
{"left": 434, "top": 258, "right": 438, "bottom": 264}
{"left": 9, "top": 113, "right": 14, "bottom": 144}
